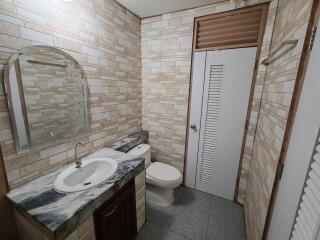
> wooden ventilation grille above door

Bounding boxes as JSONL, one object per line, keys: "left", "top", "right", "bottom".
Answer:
{"left": 193, "top": 4, "right": 268, "bottom": 51}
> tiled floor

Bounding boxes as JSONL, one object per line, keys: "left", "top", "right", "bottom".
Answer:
{"left": 136, "top": 187, "right": 247, "bottom": 240}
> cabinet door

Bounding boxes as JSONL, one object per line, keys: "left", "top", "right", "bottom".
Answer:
{"left": 95, "top": 181, "right": 137, "bottom": 240}
{"left": 98, "top": 201, "right": 122, "bottom": 240}
{"left": 118, "top": 186, "right": 137, "bottom": 240}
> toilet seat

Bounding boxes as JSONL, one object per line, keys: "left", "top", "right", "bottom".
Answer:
{"left": 146, "top": 162, "right": 182, "bottom": 188}
{"left": 127, "top": 144, "right": 182, "bottom": 206}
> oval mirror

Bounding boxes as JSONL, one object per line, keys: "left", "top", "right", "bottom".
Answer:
{"left": 4, "top": 45, "right": 90, "bottom": 154}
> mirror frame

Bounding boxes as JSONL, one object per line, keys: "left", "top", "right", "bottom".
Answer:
{"left": 4, "top": 45, "right": 90, "bottom": 155}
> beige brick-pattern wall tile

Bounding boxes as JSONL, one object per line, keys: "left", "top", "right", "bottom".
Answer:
{"left": 141, "top": 0, "right": 275, "bottom": 191}
{"left": 237, "top": 0, "right": 279, "bottom": 204}
{"left": 14, "top": 208, "right": 48, "bottom": 240}
{"left": 0, "top": 0, "right": 142, "bottom": 189}
{"left": 135, "top": 170, "right": 146, "bottom": 232}
{"left": 244, "top": 0, "right": 313, "bottom": 239}
{"left": 141, "top": 1, "right": 238, "bottom": 174}
{"left": 4, "top": 2, "right": 311, "bottom": 239}
{"left": 14, "top": 208, "right": 96, "bottom": 240}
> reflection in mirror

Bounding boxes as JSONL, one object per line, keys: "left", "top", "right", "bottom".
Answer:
{"left": 4, "top": 46, "right": 90, "bottom": 154}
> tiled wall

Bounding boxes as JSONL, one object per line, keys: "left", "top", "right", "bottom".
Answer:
{"left": 14, "top": 203, "right": 96, "bottom": 240}
{"left": 0, "top": 0, "right": 142, "bottom": 189}
{"left": 135, "top": 170, "right": 146, "bottom": 232}
{"left": 141, "top": 2, "right": 234, "bottom": 171}
{"left": 237, "top": 0, "right": 279, "bottom": 203}
{"left": 244, "top": 0, "right": 313, "bottom": 239}
{"left": 15, "top": 207, "right": 96, "bottom": 240}
{"left": 141, "top": 0, "right": 272, "bottom": 187}
{"left": 0, "top": 0, "right": 313, "bottom": 238}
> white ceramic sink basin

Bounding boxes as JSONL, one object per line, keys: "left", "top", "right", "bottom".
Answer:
{"left": 54, "top": 158, "right": 118, "bottom": 193}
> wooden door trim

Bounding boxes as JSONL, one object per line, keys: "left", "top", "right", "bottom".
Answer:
{"left": 183, "top": 3, "right": 270, "bottom": 199}
{"left": 234, "top": 3, "right": 269, "bottom": 201}
{"left": 0, "top": 146, "right": 18, "bottom": 239}
{"left": 0, "top": 147, "right": 9, "bottom": 192}
{"left": 262, "top": 1, "right": 320, "bottom": 239}
{"left": 183, "top": 12, "right": 198, "bottom": 185}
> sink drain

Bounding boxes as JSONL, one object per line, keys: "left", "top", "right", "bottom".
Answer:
{"left": 84, "top": 182, "right": 92, "bottom": 186}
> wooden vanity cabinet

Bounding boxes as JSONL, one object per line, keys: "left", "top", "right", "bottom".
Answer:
{"left": 94, "top": 180, "right": 137, "bottom": 240}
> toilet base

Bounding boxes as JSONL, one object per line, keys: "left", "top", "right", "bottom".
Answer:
{"left": 146, "top": 184, "right": 174, "bottom": 206}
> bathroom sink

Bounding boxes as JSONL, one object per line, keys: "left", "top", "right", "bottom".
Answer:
{"left": 54, "top": 158, "right": 118, "bottom": 193}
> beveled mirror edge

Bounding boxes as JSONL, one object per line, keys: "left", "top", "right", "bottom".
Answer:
{"left": 4, "top": 45, "right": 91, "bottom": 156}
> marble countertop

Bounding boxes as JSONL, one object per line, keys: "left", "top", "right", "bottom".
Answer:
{"left": 108, "top": 130, "right": 148, "bottom": 153}
{"left": 7, "top": 148, "right": 145, "bottom": 240}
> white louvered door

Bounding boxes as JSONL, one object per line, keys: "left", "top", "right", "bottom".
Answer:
{"left": 291, "top": 133, "right": 320, "bottom": 240}
{"left": 186, "top": 48, "right": 256, "bottom": 200}
{"left": 290, "top": 22, "right": 320, "bottom": 238}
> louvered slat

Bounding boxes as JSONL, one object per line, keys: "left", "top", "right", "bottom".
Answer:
{"left": 198, "top": 30, "right": 259, "bottom": 44}
{"left": 194, "top": 7, "right": 264, "bottom": 51}
{"left": 198, "top": 11, "right": 261, "bottom": 27}
{"left": 199, "top": 65, "right": 223, "bottom": 183}
{"left": 291, "top": 134, "right": 320, "bottom": 240}
{"left": 198, "top": 16, "right": 260, "bottom": 32}
{"left": 197, "top": 36, "right": 258, "bottom": 49}
{"left": 198, "top": 24, "right": 260, "bottom": 38}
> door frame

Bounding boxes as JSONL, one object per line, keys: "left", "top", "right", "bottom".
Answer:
{"left": 262, "top": 1, "right": 320, "bottom": 239}
{"left": 183, "top": 3, "right": 269, "bottom": 202}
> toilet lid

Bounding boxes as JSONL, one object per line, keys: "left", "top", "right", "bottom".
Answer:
{"left": 147, "top": 162, "right": 182, "bottom": 183}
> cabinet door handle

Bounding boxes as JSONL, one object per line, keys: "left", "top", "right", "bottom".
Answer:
{"left": 104, "top": 205, "right": 117, "bottom": 218}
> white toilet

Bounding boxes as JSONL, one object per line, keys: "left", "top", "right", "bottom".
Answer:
{"left": 127, "top": 144, "right": 182, "bottom": 206}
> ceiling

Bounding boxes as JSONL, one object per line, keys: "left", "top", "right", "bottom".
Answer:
{"left": 116, "top": 0, "right": 227, "bottom": 18}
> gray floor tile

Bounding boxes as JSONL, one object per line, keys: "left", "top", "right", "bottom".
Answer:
{"left": 146, "top": 202, "right": 176, "bottom": 227}
{"left": 175, "top": 187, "right": 212, "bottom": 215}
{"left": 135, "top": 222, "right": 168, "bottom": 240}
{"left": 136, "top": 187, "right": 247, "bottom": 240}
{"left": 206, "top": 215, "right": 247, "bottom": 240}
{"left": 170, "top": 207, "right": 210, "bottom": 240}
{"left": 172, "top": 187, "right": 186, "bottom": 205}
{"left": 145, "top": 187, "right": 184, "bottom": 227}
{"left": 164, "top": 231, "right": 191, "bottom": 240}
{"left": 210, "top": 196, "right": 244, "bottom": 226}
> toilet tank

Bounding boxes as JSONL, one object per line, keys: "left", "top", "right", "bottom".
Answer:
{"left": 127, "top": 144, "right": 151, "bottom": 167}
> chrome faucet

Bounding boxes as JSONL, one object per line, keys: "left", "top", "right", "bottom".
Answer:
{"left": 75, "top": 142, "right": 85, "bottom": 168}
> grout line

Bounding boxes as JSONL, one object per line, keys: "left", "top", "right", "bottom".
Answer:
{"left": 142, "top": 187, "right": 247, "bottom": 240}
{"left": 204, "top": 204, "right": 212, "bottom": 240}
{"left": 165, "top": 187, "right": 194, "bottom": 240}
{"left": 161, "top": 225, "right": 170, "bottom": 240}
{"left": 172, "top": 231, "right": 194, "bottom": 240}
